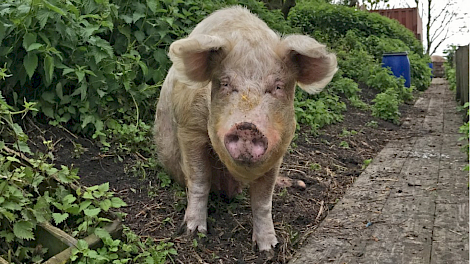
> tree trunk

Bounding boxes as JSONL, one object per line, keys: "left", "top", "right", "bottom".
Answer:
{"left": 426, "top": 0, "right": 431, "bottom": 54}
{"left": 281, "top": 0, "right": 296, "bottom": 19}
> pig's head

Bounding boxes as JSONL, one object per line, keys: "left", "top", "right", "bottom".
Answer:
{"left": 169, "top": 33, "right": 337, "bottom": 182}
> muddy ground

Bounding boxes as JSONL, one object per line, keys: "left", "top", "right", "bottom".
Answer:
{"left": 25, "top": 86, "right": 424, "bottom": 263}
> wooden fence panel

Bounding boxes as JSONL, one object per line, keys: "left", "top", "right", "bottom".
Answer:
{"left": 455, "top": 45, "right": 469, "bottom": 106}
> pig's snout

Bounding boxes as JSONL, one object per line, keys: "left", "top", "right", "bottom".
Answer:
{"left": 224, "top": 122, "right": 268, "bottom": 164}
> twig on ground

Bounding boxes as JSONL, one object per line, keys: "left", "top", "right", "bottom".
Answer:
{"left": 315, "top": 201, "right": 324, "bottom": 221}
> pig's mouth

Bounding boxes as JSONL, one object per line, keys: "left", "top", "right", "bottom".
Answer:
{"left": 223, "top": 122, "right": 268, "bottom": 165}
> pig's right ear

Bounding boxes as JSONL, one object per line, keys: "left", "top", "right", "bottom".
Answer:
{"left": 169, "top": 35, "right": 228, "bottom": 83}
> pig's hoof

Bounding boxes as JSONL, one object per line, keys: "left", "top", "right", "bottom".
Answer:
{"left": 176, "top": 221, "right": 207, "bottom": 236}
{"left": 253, "top": 234, "right": 278, "bottom": 252}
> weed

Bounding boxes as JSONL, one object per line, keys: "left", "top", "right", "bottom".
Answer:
{"left": 339, "top": 141, "right": 350, "bottom": 149}
{"left": 340, "top": 129, "right": 358, "bottom": 137}
{"left": 349, "top": 96, "right": 370, "bottom": 110}
{"left": 362, "top": 159, "right": 373, "bottom": 169}
{"left": 310, "top": 163, "right": 322, "bottom": 171}
{"left": 371, "top": 89, "right": 401, "bottom": 124}
{"left": 72, "top": 142, "right": 86, "bottom": 159}
{"left": 365, "top": 120, "right": 379, "bottom": 128}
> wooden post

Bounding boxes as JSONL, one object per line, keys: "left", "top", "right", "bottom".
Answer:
{"left": 455, "top": 45, "right": 469, "bottom": 106}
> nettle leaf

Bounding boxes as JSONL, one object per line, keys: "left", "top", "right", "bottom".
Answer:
{"left": 44, "top": 55, "right": 55, "bottom": 86}
{"left": 99, "top": 199, "right": 112, "bottom": 211}
{"left": 26, "top": 43, "right": 44, "bottom": 52}
{"left": 90, "top": 46, "right": 108, "bottom": 64}
{"left": 79, "top": 200, "right": 92, "bottom": 211}
{"left": 76, "top": 239, "right": 89, "bottom": 251}
{"left": 14, "top": 141, "right": 32, "bottom": 154}
{"left": 75, "top": 70, "right": 85, "bottom": 83}
{"left": 13, "top": 221, "right": 35, "bottom": 240}
{"left": 146, "top": 0, "right": 158, "bottom": 13}
{"left": 42, "top": 91, "right": 56, "bottom": 103}
{"left": 98, "top": 182, "right": 109, "bottom": 193}
{"left": 138, "top": 61, "right": 148, "bottom": 77}
{"left": 52, "top": 213, "right": 69, "bottom": 225}
{"left": 36, "top": 9, "right": 51, "bottom": 29}
{"left": 81, "top": 114, "right": 94, "bottom": 129}
{"left": 23, "top": 53, "right": 38, "bottom": 78}
{"left": 120, "top": 14, "right": 133, "bottom": 24}
{"left": 0, "top": 230, "right": 15, "bottom": 243}
{"left": 94, "top": 227, "right": 111, "bottom": 240}
{"left": 63, "top": 194, "right": 77, "bottom": 204}
{"left": 110, "top": 197, "right": 126, "bottom": 208}
{"left": 43, "top": 0, "right": 66, "bottom": 16}
{"left": 23, "top": 32, "right": 37, "bottom": 50}
{"left": 134, "top": 31, "right": 145, "bottom": 43}
{"left": 0, "top": 23, "right": 6, "bottom": 43}
{"left": 88, "top": 36, "right": 114, "bottom": 57}
{"left": 84, "top": 207, "right": 101, "bottom": 217}
{"left": 132, "top": 12, "right": 145, "bottom": 22}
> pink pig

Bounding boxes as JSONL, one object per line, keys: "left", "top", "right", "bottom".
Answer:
{"left": 154, "top": 6, "right": 337, "bottom": 252}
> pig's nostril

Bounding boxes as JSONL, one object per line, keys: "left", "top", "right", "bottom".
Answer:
{"left": 224, "top": 122, "right": 268, "bottom": 163}
{"left": 226, "top": 134, "right": 239, "bottom": 143}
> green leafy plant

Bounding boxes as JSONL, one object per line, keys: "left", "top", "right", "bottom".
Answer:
{"left": 339, "top": 141, "right": 350, "bottom": 149}
{"left": 1, "top": 79, "right": 176, "bottom": 263}
{"left": 362, "top": 158, "right": 373, "bottom": 169}
{"left": 458, "top": 103, "right": 469, "bottom": 171}
{"left": 339, "top": 128, "right": 358, "bottom": 137}
{"left": 295, "top": 91, "right": 346, "bottom": 134}
{"left": 365, "top": 120, "right": 379, "bottom": 128}
{"left": 371, "top": 89, "right": 401, "bottom": 124}
{"left": 310, "top": 163, "right": 321, "bottom": 171}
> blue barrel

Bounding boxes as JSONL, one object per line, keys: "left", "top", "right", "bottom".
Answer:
{"left": 428, "top": 62, "right": 433, "bottom": 78}
{"left": 382, "top": 52, "right": 411, "bottom": 88}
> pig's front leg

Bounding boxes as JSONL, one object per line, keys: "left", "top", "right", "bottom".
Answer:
{"left": 249, "top": 166, "right": 279, "bottom": 251}
{"left": 179, "top": 136, "right": 211, "bottom": 234}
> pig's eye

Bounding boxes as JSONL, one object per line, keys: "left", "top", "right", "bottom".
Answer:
{"left": 219, "top": 81, "right": 237, "bottom": 94}
{"left": 266, "top": 82, "right": 285, "bottom": 97}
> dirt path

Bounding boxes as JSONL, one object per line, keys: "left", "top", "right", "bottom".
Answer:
{"left": 290, "top": 78, "right": 469, "bottom": 264}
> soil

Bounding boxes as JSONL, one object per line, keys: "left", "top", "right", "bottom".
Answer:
{"left": 24, "top": 86, "right": 425, "bottom": 264}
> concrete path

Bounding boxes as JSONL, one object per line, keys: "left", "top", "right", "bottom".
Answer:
{"left": 290, "top": 78, "right": 469, "bottom": 264}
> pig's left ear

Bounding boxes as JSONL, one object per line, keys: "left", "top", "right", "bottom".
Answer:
{"left": 169, "top": 34, "right": 229, "bottom": 84}
{"left": 280, "top": 35, "right": 337, "bottom": 94}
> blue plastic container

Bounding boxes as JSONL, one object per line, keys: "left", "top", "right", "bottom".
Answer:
{"left": 428, "top": 62, "right": 433, "bottom": 78}
{"left": 382, "top": 52, "right": 411, "bottom": 87}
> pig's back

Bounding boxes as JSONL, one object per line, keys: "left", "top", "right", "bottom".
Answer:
{"left": 189, "top": 6, "right": 279, "bottom": 45}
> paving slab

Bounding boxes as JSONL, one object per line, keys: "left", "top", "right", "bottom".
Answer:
{"left": 290, "top": 78, "right": 469, "bottom": 264}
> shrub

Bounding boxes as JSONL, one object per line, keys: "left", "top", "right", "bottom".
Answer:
{"left": 288, "top": 2, "right": 423, "bottom": 54}
{"left": 294, "top": 91, "right": 346, "bottom": 134}
{"left": 0, "top": 0, "right": 297, "bottom": 144}
{"left": 328, "top": 77, "right": 361, "bottom": 98}
{"left": 371, "top": 89, "right": 401, "bottom": 124}
{"left": 408, "top": 52, "right": 432, "bottom": 91}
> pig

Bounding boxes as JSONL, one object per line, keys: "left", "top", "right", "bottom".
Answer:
{"left": 153, "top": 6, "right": 337, "bottom": 252}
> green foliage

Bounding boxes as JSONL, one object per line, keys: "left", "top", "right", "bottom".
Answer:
{"left": 365, "top": 120, "right": 378, "bottom": 128}
{"left": 0, "top": 0, "right": 296, "bottom": 138}
{"left": 329, "top": 77, "right": 360, "bottom": 98}
{"left": 362, "top": 158, "right": 372, "bottom": 169}
{"left": 339, "top": 141, "right": 350, "bottom": 148}
{"left": 294, "top": 91, "right": 346, "bottom": 134}
{"left": 0, "top": 84, "right": 175, "bottom": 263}
{"left": 289, "top": 2, "right": 423, "bottom": 54}
{"left": 444, "top": 63, "right": 457, "bottom": 91}
{"left": 371, "top": 89, "right": 401, "bottom": 124}
{"left": 458, "top": 103, "right": 469, "bottom": 162}
{"left": 408, "top": 52, "right": 432, "bottom": 91}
